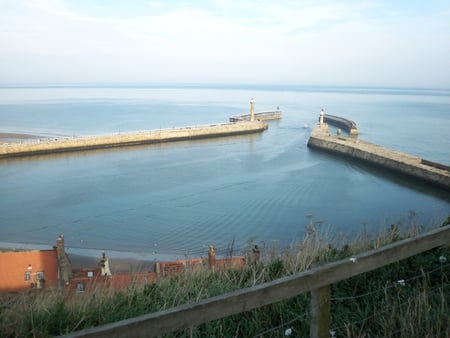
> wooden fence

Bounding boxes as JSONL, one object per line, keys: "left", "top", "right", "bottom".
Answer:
{"left": 61, "top": 224, "right": 450, "bottom": 338}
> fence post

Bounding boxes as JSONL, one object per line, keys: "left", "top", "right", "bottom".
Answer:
{"left": 310, "top": 284, "right": 331, "bottom": 338}
{"left": 252, "top": 245, "right": 260, "bottom": 263}
{"left": 208, "top": 245, "right": 216, "bottom": 271}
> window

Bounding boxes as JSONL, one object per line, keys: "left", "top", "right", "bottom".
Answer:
{"left": 76, "top": 282, "right": 85, "bottom": 292}
{"left": 24, "top": 271, "right": 31, "bottom": 281}
{"left": 36, "top": 271, "right": 45, "bottom": 280}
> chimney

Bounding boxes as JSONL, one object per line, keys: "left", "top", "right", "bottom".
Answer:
{"left": 56, "top": 234, "right": 72, "bottom": 287}
{"left": 56, "top": 234, "right": 65, "bottom": 259}
{"left": 99, "top": 251, "right": 112, "bottom": 276}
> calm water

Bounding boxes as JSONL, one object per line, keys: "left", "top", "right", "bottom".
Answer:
{"left": 0, "top": 84, "right": 449, "bottom": 259}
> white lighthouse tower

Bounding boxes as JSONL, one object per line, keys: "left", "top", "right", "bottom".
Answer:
{"left": 319, "top": 108, "right": 324, "bottom": 126}
{"left": 250, "top": 98, "right": 255, "bottom": 121}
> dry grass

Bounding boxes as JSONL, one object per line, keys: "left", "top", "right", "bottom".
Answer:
{"left": 0, "top": 219, "right": 449, "bottom": 337}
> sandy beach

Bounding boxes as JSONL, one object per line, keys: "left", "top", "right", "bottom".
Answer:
{"left": 0, "top": 241, "right": 175, "bottom": 274}
{"left": 0, "top": 247, "right": 156, "bottom": 274}
{"left": 0, "top": 132, "right": 44, "bottom": 143}
{"left": 68, "top": 253, "right": 156, "bottom": 273}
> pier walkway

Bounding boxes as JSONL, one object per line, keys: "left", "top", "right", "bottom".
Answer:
{"left": 308, "top": 122, "right": 450, "bottom": 190}
{"left": 229, "top": 110, "right": 282, "bottom": 122}
{"left": 0, "top": 121, "right": 268, "bottom": 159}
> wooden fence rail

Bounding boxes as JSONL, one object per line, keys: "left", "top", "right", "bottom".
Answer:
{"left": 61, "top": 225, "right": 450, "bottom": 338}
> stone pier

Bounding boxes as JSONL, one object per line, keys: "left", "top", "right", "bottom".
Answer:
{"left": 0, "top": 121, "right": 268, "bottom": 159}
{"left": 307, "top": 122, "right": 450, "bottom": 190}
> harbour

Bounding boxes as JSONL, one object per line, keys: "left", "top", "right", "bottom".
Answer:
{"left": 0, "top": 84, "right": 448, "bottom": 258}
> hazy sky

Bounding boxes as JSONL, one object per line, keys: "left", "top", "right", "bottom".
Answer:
{"left": 1, "top": 0, "right": 450, "bottom": 87}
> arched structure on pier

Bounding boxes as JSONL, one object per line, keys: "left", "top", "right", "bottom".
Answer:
{"left": 322, "top": 114, "right": 358, "bottom": 135}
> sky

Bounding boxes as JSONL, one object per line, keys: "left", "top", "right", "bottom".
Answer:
{"left": 1, "top": 0, "right": 450, "bottom": 88}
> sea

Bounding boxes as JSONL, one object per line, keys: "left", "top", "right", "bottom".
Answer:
{"left": 0, "top": 84, "right": 449, "bottom": 261}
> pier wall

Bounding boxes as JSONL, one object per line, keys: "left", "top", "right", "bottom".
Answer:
{"left": 323, "top": 114, "right": 358, "bottom": 135}
{"left": 0, "top": 121, "right": 268, "bottom": 159}
{"left": 307, "top": 123, "right": 450, "bottom": 190}
{"left": 229, "top": 111, "right": 282, "bottom": 122}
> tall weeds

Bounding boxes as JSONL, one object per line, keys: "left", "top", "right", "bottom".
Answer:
{"left": 0, "top": 220, "right": 449, "bottom": 337}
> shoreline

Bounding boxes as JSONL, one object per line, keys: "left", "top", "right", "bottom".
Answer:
{"left": 0, "top": 132, "right": 46, "bottom": 143}
{"left": 0, "top": 241, "right": 199, "bottom": 273}
{"left": 68, "top": 253, "right": 156, "bottom": 273}
{"left": 0, "top": 132, "right": 42, "bottom": 139}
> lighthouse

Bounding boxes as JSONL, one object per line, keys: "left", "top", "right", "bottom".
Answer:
{"left": 319, "top": 108, "right": 324, "bottom": 126}
{"left": 250, "top": 98, "right": 255, "bottom": 121}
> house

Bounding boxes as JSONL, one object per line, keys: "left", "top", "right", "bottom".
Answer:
{"left": 0, "top": 234, "right": 71, "bottom": 292}
{"left": 0, "top": 236, "right": 252, "bottom": 294}
{"left": 68, "top": 270, "right": 158, "bottom": 293}
{"left": 68, "top": 251, "right": 157, "bottom": 293}
{"left": 155, "top": 245, "right": 247, "bottom": 276}
{"left": 0, "top": 235, "right": 158, "bottom": 294}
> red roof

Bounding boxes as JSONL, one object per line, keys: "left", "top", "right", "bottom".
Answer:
{"left": 68, "top": 271, "right": 157, "bottom": 293}
{"left": 0, "top": 244, "right": 248, "bottom": 294}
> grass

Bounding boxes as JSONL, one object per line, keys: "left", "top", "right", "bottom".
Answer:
{"left": 1, "top": 217, "right": 449, "bottom": 337}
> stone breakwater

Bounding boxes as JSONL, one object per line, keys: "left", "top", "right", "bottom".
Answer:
{"left": 229, "top": 110, "right": 282, "bottom": 122}
{"left": 307, "top": 123, "right": 450, "bottom": 190}
{"left": 0, "top": 121, "right": 268, "bottom": 159}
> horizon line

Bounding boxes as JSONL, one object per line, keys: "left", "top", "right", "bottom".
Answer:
{"left": 0, "top": 82, "right": 449, "bottom": 92}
